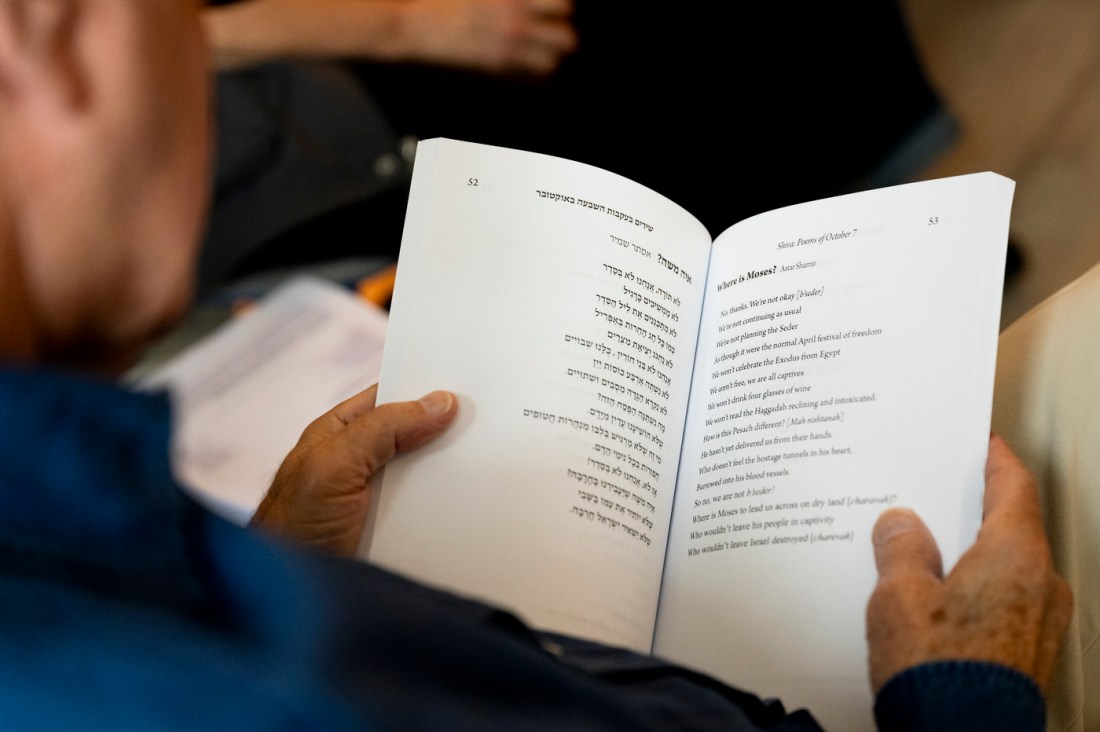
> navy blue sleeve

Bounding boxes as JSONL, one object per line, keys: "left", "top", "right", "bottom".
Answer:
{"left": 874, "top": 661, "right": 1044, "bottom": 731}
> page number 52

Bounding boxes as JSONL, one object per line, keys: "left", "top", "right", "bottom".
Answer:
{"left": 468, "top": 178, "right": 479, "bottom": 187}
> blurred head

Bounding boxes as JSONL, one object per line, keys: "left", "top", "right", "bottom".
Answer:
{"left": 0, "top": 0, "right": 211, "bottom": 372}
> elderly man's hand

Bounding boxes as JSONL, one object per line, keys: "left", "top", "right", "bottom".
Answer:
{"left": 251, "top": 385, "right": 458, "bottom": 556}
{"left": 866, "top": 434, "right": 1073, "bottom": 694}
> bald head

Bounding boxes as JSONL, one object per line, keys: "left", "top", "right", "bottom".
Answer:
{"left": 0, "top": 0, "right": 211, "bottom": 372}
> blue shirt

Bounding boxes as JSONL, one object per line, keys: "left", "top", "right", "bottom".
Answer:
{"left": 0, "top": 366, "right": 1043, "bottom": 730}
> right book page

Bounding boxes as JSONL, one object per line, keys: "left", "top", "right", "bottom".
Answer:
{"left": 654, "top": 173, "right": 1015, "bottom": 732}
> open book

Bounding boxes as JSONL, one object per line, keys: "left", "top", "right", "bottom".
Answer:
{"left": 365, "top": 138, "right": 1013, "bottom": 731}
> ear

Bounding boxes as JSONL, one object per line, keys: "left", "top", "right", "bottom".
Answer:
{"left": 0, "top": 0, "right": 87, "bottom": 109}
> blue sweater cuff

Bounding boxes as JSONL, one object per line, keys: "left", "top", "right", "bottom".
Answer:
{"left": 874, "top": 661, "right": 1044, "bottom": 732}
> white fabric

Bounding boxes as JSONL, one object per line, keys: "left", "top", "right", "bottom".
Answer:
{"left": 993, "top": 262, "right": 1100, "bottom": 732}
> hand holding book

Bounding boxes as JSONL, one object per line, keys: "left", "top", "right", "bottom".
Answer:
{"left": 363, "top": 138, "right": 1019, "bottom": 730}
{"left": 237, "top": 137, "right": 1068, "bottom": 729}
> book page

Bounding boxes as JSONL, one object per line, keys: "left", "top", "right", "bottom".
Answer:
{"left": 654, "top": 174, "right": 1013, "bottom": 731}
{"left": 139, "top": 278, "right": 388, "bottom": 524}
{"left": 367, "top": 139, "right": 711, "bottom": 652}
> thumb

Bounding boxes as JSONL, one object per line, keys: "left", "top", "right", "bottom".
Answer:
{"left": 872, "top": 508, "right": 944, "bottom": 581}
{"left": 344, "top": 390, "right": 459, "bottom": 475}
{"left": 393, "top": 391, "right": 459, "bottom": 451}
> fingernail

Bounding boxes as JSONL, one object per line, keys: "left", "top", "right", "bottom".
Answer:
{"left": 872, "top": 508, "right": 919, "bottom": 548}
{"left": 419, "top": 391, "right": 454, "bottom": 416}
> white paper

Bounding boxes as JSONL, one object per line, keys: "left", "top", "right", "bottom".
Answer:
{"left": 654, "top": 173, "right": 1013, "bottom": 732}
{"left": 368, "top": 139, "right": 712, "bottom": 651}
{"left": 140, "top": 277, "right": 389, "bottom": 524}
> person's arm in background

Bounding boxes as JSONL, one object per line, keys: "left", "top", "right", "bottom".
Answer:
{"left": 203, "top": 0, "right": 577, "bottom": 75}
{"left": 866, "top": 434, "right": 1073, "bottom": 731}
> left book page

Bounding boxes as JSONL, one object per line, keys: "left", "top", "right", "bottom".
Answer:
{"left": 367, "top": 138, "right": 712, "bottom": 652}
{"left": 139, "top": 277, "right": 389, "bottom": 523}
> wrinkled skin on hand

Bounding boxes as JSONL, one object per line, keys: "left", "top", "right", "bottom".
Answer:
{"left": 251, "top": 385, "right": 458, "bottom": 557}
{"left": 866, "top": 434, "right": 1073, "bottom": 694}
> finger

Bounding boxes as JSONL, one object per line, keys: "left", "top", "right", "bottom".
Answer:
{"left": 511, "top": 22, "right": 576, "bottom": 74}
{"left": 1034, "top": 576, "right": 1074, "bottom": 693}
{"left": 395, "top": 391, "right": 458, "bottom": 450}
{"left": 343, "top": 390, "right": 459, "bottom": 476}
{"left": 526, "top": 0, "right": 572, "bottom": 19}
{"left": 331, "top": 384, "right": 380, "bottom": 425}
{"left": 297, "top": 384, "right": 380, "bottom": 444}
{"left": 517, "top": 45, "right": 568, "bottom": 75}
{"left": 513, "top": 30, "right": 577, "bottom": 75}
{"left": 872, "top": 508, "right": 944, "bottom": 580}
{"left": 981, "top": 434, "right": 1045, "bottom": 542}
{"left": 524, "top": 19, "right": 578, "bottom": 52}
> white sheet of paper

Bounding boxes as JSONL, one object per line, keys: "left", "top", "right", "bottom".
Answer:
{"left": 654, "top": 173, "right": 1013, "bottom": 732}
{"left": 140, "top": 277, "right": 388, "bottom": 524}
{"left": 368, "top": 138, "right": 712, "bottom": 652}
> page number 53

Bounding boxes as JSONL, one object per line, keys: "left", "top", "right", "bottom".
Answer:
{"left": 928, "top": 216, "right": 939, "bottom": 225}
